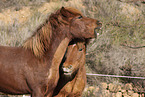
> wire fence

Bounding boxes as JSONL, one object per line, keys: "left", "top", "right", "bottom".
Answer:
{"left": 86, "top": 73, "right": 145, "bottom": 80}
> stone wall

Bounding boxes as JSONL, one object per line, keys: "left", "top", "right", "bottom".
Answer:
{"left": 84, "top": 83, "right": 145, "bottom": 97}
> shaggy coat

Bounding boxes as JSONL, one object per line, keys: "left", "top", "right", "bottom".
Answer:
{"left": 0, "top": 7, "right": 102, "bottom": 97}
{"left": 53, "top": 41, "right": 86, "bottom": 97}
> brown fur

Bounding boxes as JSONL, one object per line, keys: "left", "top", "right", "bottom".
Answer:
{"left": 0, "top": 7, "right": 102, "bottom": 97}
{"left": 53, "top": 42, "right": 86, "bottom": 97}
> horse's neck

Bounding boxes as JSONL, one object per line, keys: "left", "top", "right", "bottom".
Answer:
{"left": 51, "top": 37, "right": 70, "bottom": 68}
{"left": 46, "top": 35, "right": 70, "bottom": 70}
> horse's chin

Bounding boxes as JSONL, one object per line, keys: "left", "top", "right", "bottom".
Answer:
{"left": 64, "top": 72, "right": 71, "bottom": 76}
{"left": 94, "top": 31, "right": 99, "bottom": 38}
{"left": 63, "top": 68, "right": 73, "bottom": 73}
{"left": 94, "top": 28, "right": 101, "bottom": 38}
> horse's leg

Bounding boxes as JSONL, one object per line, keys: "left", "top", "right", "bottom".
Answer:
{"left": 46, "top": 91, "right": 54, "bottom": 97}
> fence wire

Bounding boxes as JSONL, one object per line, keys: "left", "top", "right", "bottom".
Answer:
{"left": 86, "top": 73, "right": 145, "bottom": 80}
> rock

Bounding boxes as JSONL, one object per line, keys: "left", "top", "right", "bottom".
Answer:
{"left": 102, "top": 90, "right": 110, "bottom": 97}
{"left": 122, "top": 91, "right": 128, "bottom": 97}
{"left": 121, "top": 89, "right": 126, "bottom": 93}
{"left": 128, "top": 90, "right": 134, "bottom": 96}
{"left": 116, "top": 92, "right": 122, "bottom": 97}
{"left": 131, "top": 93, "right": 139, "bottom": 97}
{"left": 88, "top": 86, "right": 95, "bottom": 91}
{"left": 123, "top": 95, "right": 131, "bottom": 97}
{"left": 84, "top": 87, "right": 88, "bottom": 92}
{"left": 108, "top": 83, "right": 114, "bottom": 91}
{"left": 108, "top": 83, "right": 121, "bottom": 92}
{"left": 112, "top": 93, "right": 116, "bottom": 97}
{"left": 101, "top": 82, "right": 108, "bottom": 89}
{"left": 133, "top": 86, "right": 144, "bottom": 93}
{"left": 125, "top": 95, "right": 131, "bottom": 97}
{"left": 95, "top": 86, "right": 100, "bottom": 92}
{"left": 140, "top": 93, "right": 144, "bottom": 97}
{"left": 124, "top": 83, "right": 133, "bottom": 90}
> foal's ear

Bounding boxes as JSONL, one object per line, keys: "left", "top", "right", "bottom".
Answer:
{"left": 60, "top": 7, "right": 73, "bottom": 18}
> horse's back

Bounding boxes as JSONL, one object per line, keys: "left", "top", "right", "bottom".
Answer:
{"left": 0, "top": 46, "right": 29, "bottom": 68}
{"left": 0, "top": 46, "right": 32, "bottom": 94}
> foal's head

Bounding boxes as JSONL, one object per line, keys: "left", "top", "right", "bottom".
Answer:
{"left": 62, "top": 42, "right": 85, "bottom": 75}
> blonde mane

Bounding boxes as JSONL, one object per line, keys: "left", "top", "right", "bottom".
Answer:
{"left": 23, "top": 22, "right": 52, "bottom": 57}
{"left": 65, "top": 7, "right": 82, "bottom": 15}
{"left": 22, "top": 7, "right": 82, "bottom": 58}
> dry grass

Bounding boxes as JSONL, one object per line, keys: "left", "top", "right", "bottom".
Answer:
{"left": 0, "top": 0, "right": 145, "bottom": 96}
{"left": 84, "top": 0, "right": 145, "bottom": 93}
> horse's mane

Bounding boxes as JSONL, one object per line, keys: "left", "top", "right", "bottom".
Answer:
{"left": 22, "top": 22, "right": 52, "bottom": 57}
{"left": 22, "top": 7, "right": 82, "bottom": 58}
{"left": 65, "top": 7, "right": 82, "bottom": 15}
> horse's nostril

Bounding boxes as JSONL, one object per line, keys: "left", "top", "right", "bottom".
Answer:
{"left": 96, "top": 21, "right": 102, "bottom": 30}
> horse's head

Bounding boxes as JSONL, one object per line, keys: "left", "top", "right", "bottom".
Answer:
{"left": 49, "top": 7, "right": 102, "bottom": 39}
{"left": 62, "top": 7, "right": 102, "bottom": 39}
{"left": 62, "top": 43, "right": 85, "bottom": 75}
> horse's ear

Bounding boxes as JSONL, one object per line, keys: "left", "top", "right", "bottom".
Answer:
{"left": 60, "top": 7, "right": 67, "bottom": 14}
{"left": 60, "top": 7, "right": 72, "bottom": 18}
{"left": 61, "top": 7, "right": 65, "bottom": 11}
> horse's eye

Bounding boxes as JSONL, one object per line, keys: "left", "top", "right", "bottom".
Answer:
{"left": 78, "top": 16, "right": 83, "bottom": 19}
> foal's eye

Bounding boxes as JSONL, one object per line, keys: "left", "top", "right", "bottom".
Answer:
{"left": 77, "top": 15, "right": 83, "bottom": 19}
{"left": 68, "top": 65, "right": 73, "bottom": 69}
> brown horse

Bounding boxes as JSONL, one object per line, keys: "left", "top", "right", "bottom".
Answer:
{"left": 53, "top": 41, "right": 87, "bottom": 97}
{"left": 0, "top": 7, "right": 102, "bottom": 97}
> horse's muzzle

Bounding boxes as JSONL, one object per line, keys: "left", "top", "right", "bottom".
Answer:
{"left": 94, "top": 21, "right": 102, "bottom": 37}
{"left": 96, "top": 21, "right": 102, "bottom": 29}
